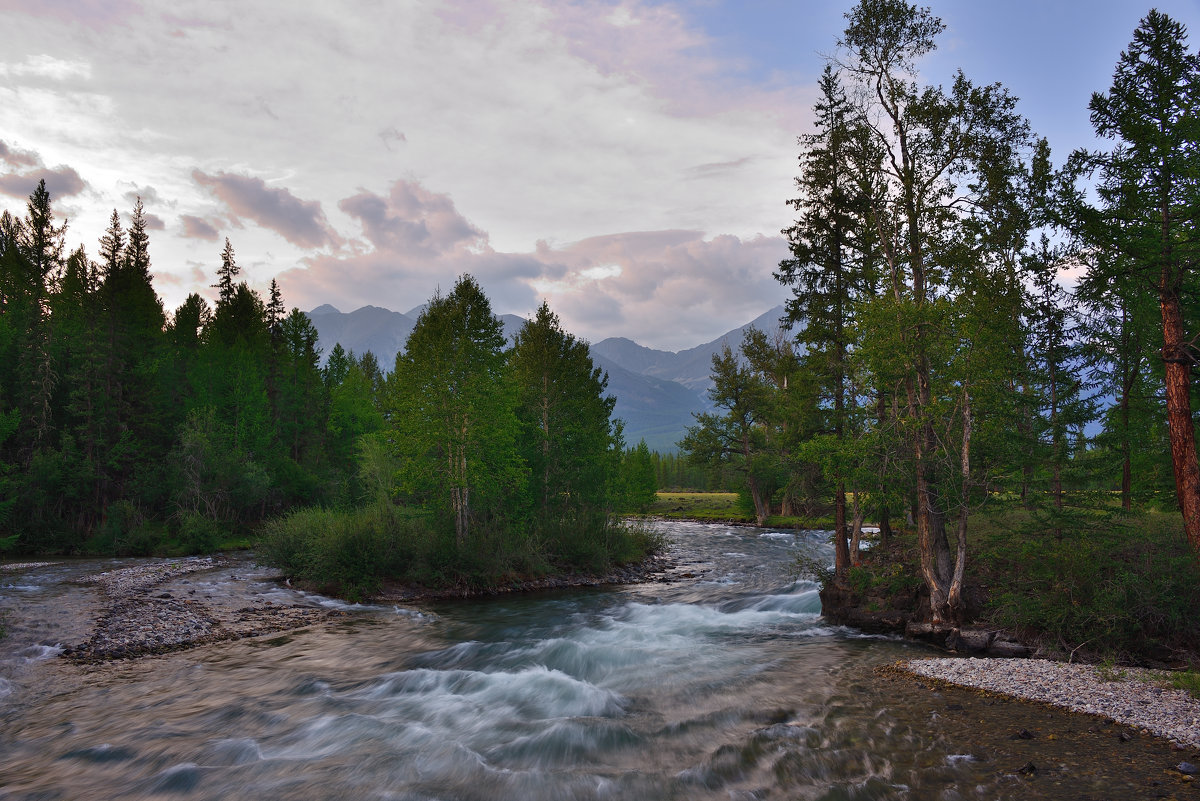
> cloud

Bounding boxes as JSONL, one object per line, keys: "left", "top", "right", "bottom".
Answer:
{"left": 180, "top": 214, "right": 221, "bottom": 241}
{"left": 192, "top": 169, "right": 339, "bottom": 249}
{"left": 338, "top": 180, "right": 487, "bottom": 258}
{"left": 525, "top": 230, "right": 789, "bottom": 349}
{"left": 142, "top": 211, "right": 166, "bottom": 231}
{"left": 5, "top": 0, "right": 139, "bottom": 25}
{"left": 0, "top": 141, "right": 39, "bottom": 168}
{"left": 0, "top": 54, "right": 92, "bottom": 81}
{"left": 122, "top": 185, "right": 162, "bottom": 206}
{"left": 0, "top": 165, "right": 87, "bottom": 199}
{"left": 378, "top": 127, "right": 406, "bottom": 150}
{"left": 279, "top": 203, "right": 787, "bottom": 351}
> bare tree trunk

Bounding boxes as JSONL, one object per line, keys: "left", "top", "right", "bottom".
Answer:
{"left": 849, "top": 489, "right": 864, "bottom": 567}
{"left": 947, "top": 383, "right": 971, "bottom": 615}
{"left": 834, "top": 480, "right": 850, "bottom": 583}
{"left": 1161, "top": 293, "right": 1200, "bottom": 554}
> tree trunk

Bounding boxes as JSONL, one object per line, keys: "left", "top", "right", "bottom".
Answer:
{"left": 834, "top": 480, "right": 850, "bottom": 583}
{"left": 1160, "top": 292, "right": 1200, "bottom": 554}
{"left": 849, "top": 489, "right": 864, "bottom": 567}
{"left": 947, "top": 383, "right": 972, "bottom": 616}
{"left": 747, "top": 473, "right": 770, "bottom": 527}
{"left": 877, "top": 505, "right": 892, "bottom": 547}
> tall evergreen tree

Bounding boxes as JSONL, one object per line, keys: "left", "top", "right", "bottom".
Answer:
{"left": 387, "top": 275, "right": 523, "bottom": 544}
{"left": 1072, "top": 10, "right": 1200, "bottom": 554}
{"left": 776, "top": 65, "right": 882, "bottom": 582}
{"left": 509, "top": 301, "right": 621, "bottom": 527}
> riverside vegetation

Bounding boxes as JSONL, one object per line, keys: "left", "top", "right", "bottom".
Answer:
{"left": 676, "top": 2, "right": 1200, "bottom": 669}
{"left": 0, "top": 184, "right": 660, "bottom": 594}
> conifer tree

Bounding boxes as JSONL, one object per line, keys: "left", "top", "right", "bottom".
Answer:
{"left": 509, "top": 301, "right": 621, "bottom": 528}
{"left": 1072, "top": 10, "right": 1200, "bottom": 554}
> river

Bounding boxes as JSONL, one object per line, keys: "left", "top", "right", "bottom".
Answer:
{"left": 0, "top": 521, "right": 1185, "bottom": 800}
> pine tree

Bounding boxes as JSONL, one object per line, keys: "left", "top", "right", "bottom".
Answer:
{"left": 214, "top": 238, "right": 240, "bottom": 306}
{"left": 509, "top": 301, "right": 621, "bottom": 528}
{"left": 1073, "top": 10, "right": 1200, "bottom": 554}
{"left": 776, "top": 65, "right": 881, "bottom": 581}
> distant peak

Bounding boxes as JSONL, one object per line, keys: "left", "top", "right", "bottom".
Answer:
{"left": 308, "top": 303, "right": 341, "bottom": 315}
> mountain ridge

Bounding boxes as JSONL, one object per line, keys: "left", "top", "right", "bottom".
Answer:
{"left": 306, "top": 303, "right": 788, "bottom": 452}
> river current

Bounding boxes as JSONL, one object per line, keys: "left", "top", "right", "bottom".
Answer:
{"left": 0, "top": 521, "right": 1184, "bottom": 800}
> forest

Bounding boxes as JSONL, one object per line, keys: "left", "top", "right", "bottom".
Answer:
{"left": 680, "top": 2, "right": 1200, "bottom": 657}
{"left": 0, "top": 190, "right": 658, "bottom": 594}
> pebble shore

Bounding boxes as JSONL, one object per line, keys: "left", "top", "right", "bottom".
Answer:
{"left": 901, "top": 657, "right": 1200, "bottom": 750}
{"left": 59, "top": 557, "right": 341, "bottom": 663}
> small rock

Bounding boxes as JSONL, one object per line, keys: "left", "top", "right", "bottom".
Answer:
{"left": 1177, "top": 762, "right": 1197, "bottom": 775}
{"left": 1118, "top": 731, "right": 1133, "bottom": 743}
{"left": 1017, "top": 761, "right": 1037, "bottom": 776}
{"left": 1011, "top": 729, "right": 1035, "bottom": 740}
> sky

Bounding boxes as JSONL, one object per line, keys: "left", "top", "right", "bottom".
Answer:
{"left": 3, "top": 0, "right": 1200, "bottom": 351}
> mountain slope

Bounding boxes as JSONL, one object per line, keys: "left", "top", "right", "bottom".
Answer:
{"left": 306, "top": 304, "right": 787, "bottom": 452}
{"left": 592, "top": 305, "right": 787, "bottom": 394}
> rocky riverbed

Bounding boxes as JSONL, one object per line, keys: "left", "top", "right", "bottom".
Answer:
{"left": 50, "top": 556, "right": 342, "bottom": 663}
{"left": 900, "top": 656, "right": 1200, "bottom": 753}
{"left": 3, "top": 552, "right": 680, "bottom": 664}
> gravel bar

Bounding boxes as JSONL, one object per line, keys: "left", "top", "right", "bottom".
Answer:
{"left": 62, "top": 556, "right": 343, "bottom": 663}
{"left": 900, "top": 657, "right": 1200, "bottom": 750}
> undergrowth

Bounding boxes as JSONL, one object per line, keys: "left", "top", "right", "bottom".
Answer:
{"left": 257, "top": 501, "right": 665, "bottom": 601}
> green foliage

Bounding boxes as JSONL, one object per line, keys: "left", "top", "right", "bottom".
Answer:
{"left": 792, "top": 552, "right": 834, "bottom": 588}
{"left": 510, "top": 301, "right": 622, "bottom": 525}
{"left": 258, "top": 503, "right": 418, "bottom": 601}
{"left": 177, "top": 511, "right": 222, "bottom": 555}
{"left": 387, "top": 275, "right": 524, "bottom": 545}
{"left": 259, "top": 500, "right": 662, "bottom": 598}
{"left": 619, "top": 441, "right": 657, "bottom": 513}
{"left": 977, "top": 510, "right": 1200, "bottom": 659}
{"left": 1167, "top": 671, "right": 1200, "bottom": 700}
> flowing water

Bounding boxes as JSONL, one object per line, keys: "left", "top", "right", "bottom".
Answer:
{"left": 0, "top": 522, "right": 1188, "bottom": 800}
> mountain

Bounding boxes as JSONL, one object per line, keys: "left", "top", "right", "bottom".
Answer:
{"left": 305, "top": 304, "right": 789, "bottom": 452}
{"left": 307, "top": 307, "right": 527, "bottom": 370}
{"left": 591, "top": 355, "right": 710, "bottom": 453}
{"left": 307, "top": 304, "right": 417, "bottom": 370}
{"left": 591, "top": 305, "right": 788, "bottom": 395}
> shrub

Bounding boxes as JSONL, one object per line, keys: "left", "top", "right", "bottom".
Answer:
{"left": 977, "top": 510, "right": 1200, "bottom": 661}
{"left": 177, "top": 512, "right": 222, "bottom": 555}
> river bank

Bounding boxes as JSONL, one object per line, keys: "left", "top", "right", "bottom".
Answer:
{"left": 3, "top": 522, "right": 1199, "bottom": 799}
{"left": 2, "top": 549, "right": 680, "bottom": 663}
{"left": 896, "top": 657, "right": 1200, "bottom": 752}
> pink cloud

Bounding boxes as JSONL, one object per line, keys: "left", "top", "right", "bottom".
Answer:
{"left": 180, "top": 214, "right": 220, "bottom": 241}
{"left": 338, "top": 180, "right": 487, "bottom": 258}
{"left": 193, "top": 169, "right": 339, "bottom": 249}
{"left": 0, "top": 141, "right": 39, "bottom": 169}
{"left": 0, "top": 165, "right": 87, "bottom": 199}
{"left": 545, "top": 1, "right": 808, "bottom": 123}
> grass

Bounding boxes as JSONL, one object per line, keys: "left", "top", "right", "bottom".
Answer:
{"left": 970, "top": 505, "right": 1200, "bottom": 663}
{"left": 646, "top": 492, "right": 834, "bottom": 529}
{"left": 649, "top": 492, "right": 746, "bottom": 521}
{"left": 1165, "top": 670, "right": 1200, "bottom": 699}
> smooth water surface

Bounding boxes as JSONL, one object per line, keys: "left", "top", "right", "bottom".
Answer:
{"left": 0, "top": 522, "right": 1181, "bottom": 800}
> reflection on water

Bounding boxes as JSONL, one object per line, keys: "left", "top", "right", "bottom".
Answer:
{"left": 0, "top": 523, "right": 1189, "bottom": 800}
